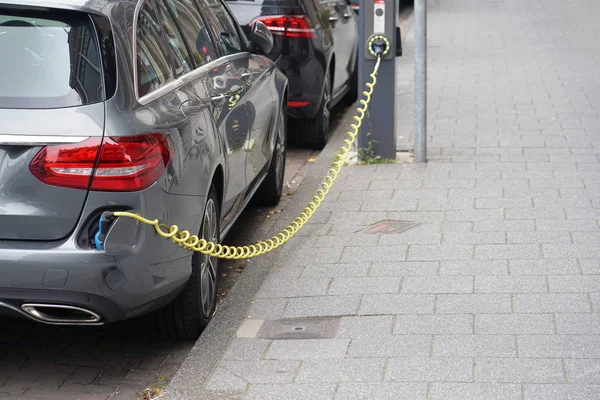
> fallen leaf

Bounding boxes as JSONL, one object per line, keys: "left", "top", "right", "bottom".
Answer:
{"left": 307, "top": 156, "right": 317, "bottom": 162}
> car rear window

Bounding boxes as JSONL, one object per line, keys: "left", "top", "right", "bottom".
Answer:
{"left": 0, "top": 8, "right": 103, "bottom": 109}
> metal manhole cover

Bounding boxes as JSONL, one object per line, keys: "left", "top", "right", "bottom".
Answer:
{"left": 256, "top": 317, "right": 340, "bottom": 340}
{"left": 359, "top": 220, "right": 421, "bottom": 234}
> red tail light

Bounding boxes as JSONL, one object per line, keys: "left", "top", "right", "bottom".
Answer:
{"left": 30, "top": 134, "right": 171, "bottom": 192}
{"left": 288, "top": 101, "right": 310, "bottom": 107}
{"left": 253, "top": 15, "right": 316, "bottom": 39}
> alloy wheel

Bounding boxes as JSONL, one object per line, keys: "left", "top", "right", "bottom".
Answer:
{"left": 323, "top": 73, "right": 332, "bottom": 131}
{"left": 200, "top": 198, "right": 218, "bottom": 318}
{"left": 275, "top": 114, "right": 286, "bottom": 189}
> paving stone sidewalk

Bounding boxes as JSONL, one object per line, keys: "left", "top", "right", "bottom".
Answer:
{"left": 169, "top": 0, "right": 600, "bottom": 398}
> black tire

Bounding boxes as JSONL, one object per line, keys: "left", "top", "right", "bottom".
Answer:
{"left": 153, "top": 185, "right": 220, "bottom": 339}
{"left": 253, "top": 106, "right": 287, "bottom": 207}
{"left": 291, "top": 70, "right": 331, "bottom": 150}
{"left": 343, "top": 54, "right": 359, "bottom": 106}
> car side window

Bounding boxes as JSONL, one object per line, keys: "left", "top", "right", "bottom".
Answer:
{"left": 198, "top": 0, "right": 243, "bottom": 56}
{"left": 163, "top": 0, "right": 218, "bottom": 65}
{"left": 154, "top": 0, "right": 194, "bottom": 76}
{"left": 136, "top": 0, "right": 175, "bottom": 97}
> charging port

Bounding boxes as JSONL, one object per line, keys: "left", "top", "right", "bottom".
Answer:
{"left": 371, "top": 39, "right": 388, "bottom": 55}
{"left": 368, "top": 34, "right": 390, "bottom": 57}
{"left": 94, "top": 211, "right": 115, "bottom": 250}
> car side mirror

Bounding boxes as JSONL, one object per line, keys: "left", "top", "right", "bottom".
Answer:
{"left": 250, "top": 21, "right": 273, "bottom": 55}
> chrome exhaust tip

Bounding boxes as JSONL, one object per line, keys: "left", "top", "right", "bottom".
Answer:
{"left": 20, "top": 303, "right": 102, "bottom": 325}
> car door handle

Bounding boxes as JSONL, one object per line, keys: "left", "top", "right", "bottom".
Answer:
{"left": 240, "top": 71, "right": 253, "bottom": 81}
{"left": 210, "top": 94, "right": 227, "bottom": 104}
{"left": 180, "top": 99, "right": 203, "bottom": 116}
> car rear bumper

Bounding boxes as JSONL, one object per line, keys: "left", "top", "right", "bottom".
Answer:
{"left": 0, "top": 184, "right": 204, "bottom": 325}
{"left": 0, "top": 243, "right": 189, "bottom": 324}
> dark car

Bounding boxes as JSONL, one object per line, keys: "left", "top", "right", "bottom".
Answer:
{"left": 0, "top": 0, "right": 288, "bottom": 338}
{"left": 225, "top": 0, "right": 359, "bottom": 149}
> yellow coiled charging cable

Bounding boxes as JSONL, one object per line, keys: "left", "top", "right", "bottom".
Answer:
{"left": 113, "top": 55, "right": 382, "bottom": 259}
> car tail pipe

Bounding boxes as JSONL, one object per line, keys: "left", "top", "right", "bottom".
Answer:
{"left": 0, "top": 301, "right": 103, "bottom": 325}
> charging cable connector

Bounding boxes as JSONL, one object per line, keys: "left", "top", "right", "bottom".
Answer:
{"left": 368, "top": 34, "right": 390, "bottom": 57}
{"left": 94, "top": 211, "right": 115, "bottom": 250}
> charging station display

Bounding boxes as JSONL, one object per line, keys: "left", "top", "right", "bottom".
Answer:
{"left": 373, "top": 0, "right": 385, "bottom": 34}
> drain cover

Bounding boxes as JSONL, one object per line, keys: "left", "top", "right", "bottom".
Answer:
{"left": 359, "top": 220, "right": 421, "bottom": 234}
{"left": 256, "top": 317, "right": 340, "bottom": 340}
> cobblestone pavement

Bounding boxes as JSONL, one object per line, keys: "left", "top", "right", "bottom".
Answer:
{"left": 168, "top": 0, "right": 600, "bottom": 398}
{"left": 0, "top": 144, "right": 320, "bottom": 400}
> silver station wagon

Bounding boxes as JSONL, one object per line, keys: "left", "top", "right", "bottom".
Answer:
{"left": 0, "top": 0, "right": 288, "bottom": 338}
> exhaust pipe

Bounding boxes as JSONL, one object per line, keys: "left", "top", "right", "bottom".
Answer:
{"left": 19, "top": 303, "right": 102, "bottom": 325}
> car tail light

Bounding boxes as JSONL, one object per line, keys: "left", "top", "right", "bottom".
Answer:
{"left": 253, "top": 15, "right": 316, "bottom": 39}
{"left": 30, "top": 133, "right": 171, "bottom": 192}
{"left": 288, "top": 101, "right": 310, "bottom": 107}
{"left": 350, "top": 4, "right": 359, "bottom": 10}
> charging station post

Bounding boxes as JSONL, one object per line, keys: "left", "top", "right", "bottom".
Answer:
{"left": 357, "top": 0, "right": 402, "bottom": 160}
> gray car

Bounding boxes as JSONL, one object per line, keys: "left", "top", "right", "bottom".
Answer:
{"left": 0, "top": 0, "right": 288, "bottom": 338}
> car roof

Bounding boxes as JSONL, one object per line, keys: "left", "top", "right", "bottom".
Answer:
{"left": 0, "top": 0, "right": 135, "bottom": 16}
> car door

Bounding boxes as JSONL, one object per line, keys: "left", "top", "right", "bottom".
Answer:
{"left": 237, "top": 54, "right": 276, "bottom": 187}
{"left": 135, "top": 0, "right": 213, "bottom": 202}
{"left": 208, "top": 1, "right": 275, "bottom": 187}
{"left": 321, "top": 0, "right": 354, "bottom": 94}
{"left": 339, "top": 0, "right": 358, "bottom": 80}
{"left": 170, "top": 0, "right": 251, "bottom": 225}
{"left": 195, "top": 0, "right": 272, "bottom": 195}
{"left": 154, "top": 0, "right": 226, "bottom": 202}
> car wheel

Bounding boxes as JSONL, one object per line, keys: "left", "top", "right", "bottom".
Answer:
{"left": 292, "top": 70, "right": 331, "bottom": 150}
{"left": 343, "top": 54, "right": 359, "bottom": 106}
{"left": 154, "top": 185, "right": 220, "bottom": 339}
{"left": 253, "top": 105, "right": 287, "bottom": 207}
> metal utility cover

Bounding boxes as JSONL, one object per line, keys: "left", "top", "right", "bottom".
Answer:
{"left": 256, "top": 318, "right": 340, "bottom": 340}
{"left": 359, "top": 220, "right": 421, "bottom": 234}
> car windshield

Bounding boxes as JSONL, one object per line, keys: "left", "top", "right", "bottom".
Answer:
{"left": 0, "top": 9, "right": 103, "bottom": 109}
